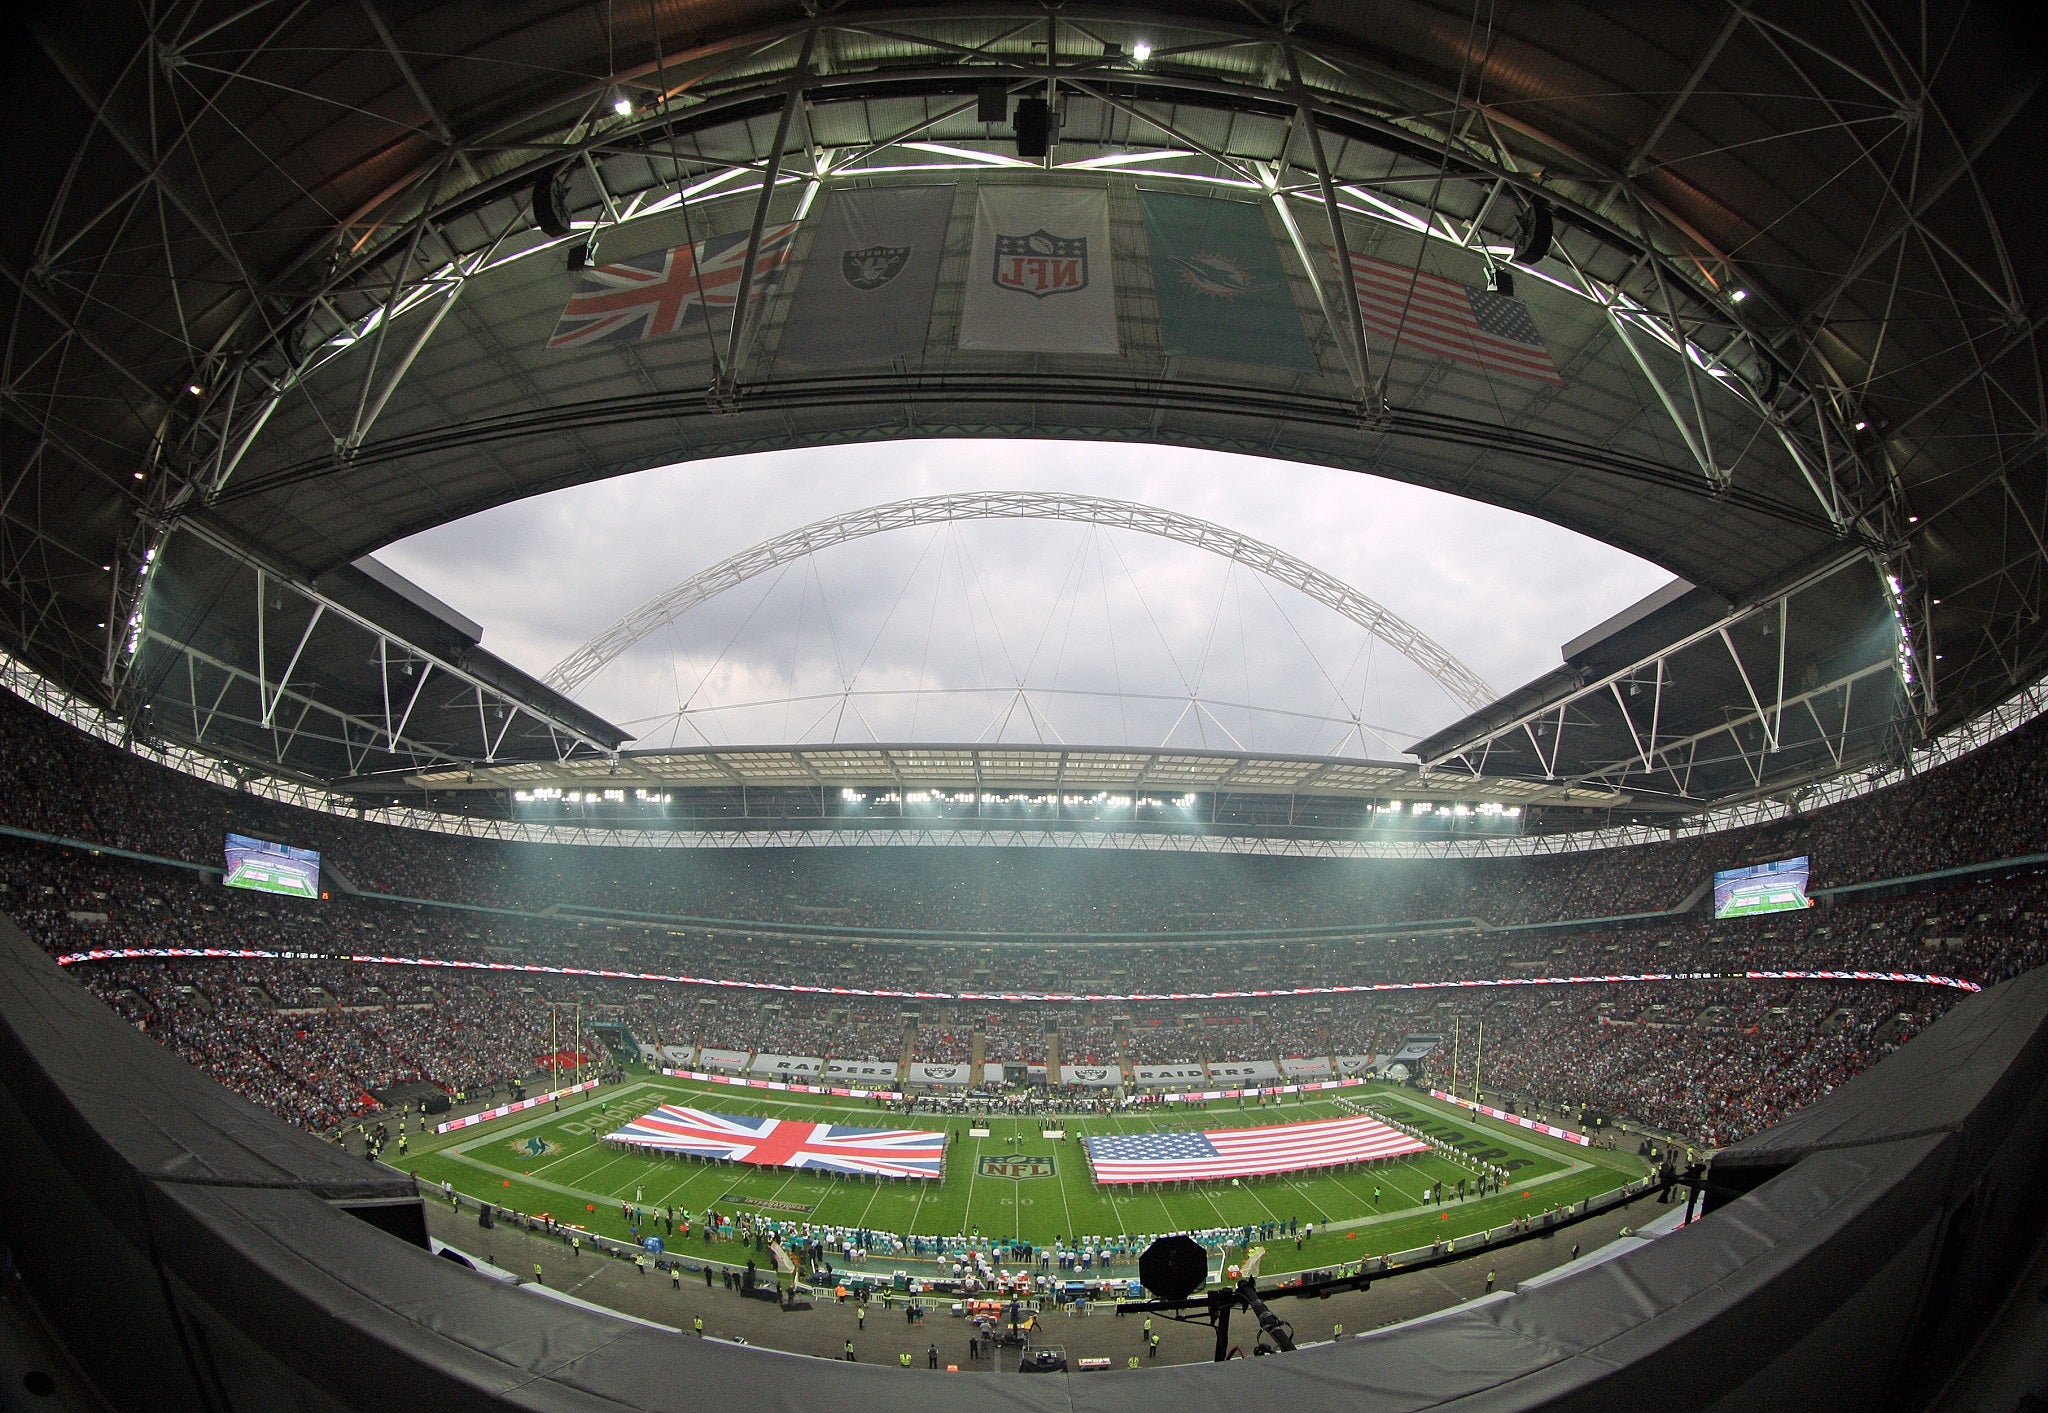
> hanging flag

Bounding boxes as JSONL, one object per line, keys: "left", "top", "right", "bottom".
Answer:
{"left": 1141, "top": 192, "right": 1315, "bottom": 370}
{"left": 1335, "top": 249, "right": 1563, "bottom": 385}
{"left": 547, "top": 223, "right": 799, "bottom": 349}
{"left": 958, "top": 186, "right": 1118, "bottom": 354}
{"left": 776, "top": 186, "right": 953, "bottom": 368}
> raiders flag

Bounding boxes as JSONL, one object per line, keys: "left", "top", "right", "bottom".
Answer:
{"left": 776, "top": 185, "right": 954, "bottom": 368}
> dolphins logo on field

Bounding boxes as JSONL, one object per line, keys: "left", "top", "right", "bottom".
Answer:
{"left": 509, "top": 1135, "right": 558, "bottom": 1159}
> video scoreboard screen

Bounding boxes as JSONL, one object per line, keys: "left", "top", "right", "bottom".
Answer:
{"left": 223, "top": 833, "right": 322, "bottom": 899}
{"left": 1712, "top": 856, "right": 1813, "bottom": 919}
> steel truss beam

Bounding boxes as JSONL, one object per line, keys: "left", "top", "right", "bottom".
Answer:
{"left": 123, "top": 521, "right": 618, "bottom": 776}
{"left": 1423, "top": 553, "right": 1898, "bottom": 799}
{"left": 8, "top": 645, "right": 2048, "bottom": 863}
{"left": 16, "top": 1, "right": 2034, "bottom": 787}
{"left": 134, "top": 9, "right": 1899, "bottom": 523}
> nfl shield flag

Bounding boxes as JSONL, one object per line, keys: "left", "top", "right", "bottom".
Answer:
{"left": 1141, "top": 192, "right": 1315, "bottom": 370}
{"left": 958, "top": 186, "right": 1118, "bottom": 354}
{"left": 548, "top": 223, "right": 798, "bottom": 349}
{"left": 777, "top": 186, "right": 952, "bottom": 368}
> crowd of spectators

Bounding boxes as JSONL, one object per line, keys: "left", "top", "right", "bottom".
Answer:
{"left": 8, "top": 684, "right": 2048, "bottom": 941}
{"left": 6, "top": 682, "right": 2048, "bottom": 1148}
{"left": 911, "top": 1011, "right": 974, "bottom": 1063}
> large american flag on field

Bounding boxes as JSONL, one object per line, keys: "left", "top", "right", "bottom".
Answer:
{"left": 1334, "top": 249, "right": 1563, "bottom": 385}
{"left": 1084, "top": 1114, "right": 1426, "bottom": 1184}
{"left": 547, "top": 223, "right": 799, "bottom": 348}
{"left": 607, "top": 1104, "right": 944, "bottom": 1179}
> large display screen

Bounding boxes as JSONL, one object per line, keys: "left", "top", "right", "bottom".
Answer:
{"left": 1713, "top": 856, "right": 1813, "bottom": 919}
{"left": 223, "top": 833, "right": 322, "bottom": 899}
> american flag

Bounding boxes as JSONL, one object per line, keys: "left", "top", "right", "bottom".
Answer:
{"left": 607, "top": 1104, "right": 944, "bottom": 1179}
{"left": 547, "top": 223, "right": 799, "bottom": 349}
{"left": 1335, "top": 250, "right": 1563, "bottom": 385}
{"left": 1084, "top": 1114, "right": 1427, "bottom": 1184}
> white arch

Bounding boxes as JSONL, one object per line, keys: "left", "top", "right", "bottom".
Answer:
{"left": 543, "top": 492, "right": 1497, "bottom": 715}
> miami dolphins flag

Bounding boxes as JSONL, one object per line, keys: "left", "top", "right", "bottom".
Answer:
{"left": 1141, "top": 192, "right": 1315, "bottom": 370}
{"left": 958, "top": 186, "right": 1119, "bottom": 354}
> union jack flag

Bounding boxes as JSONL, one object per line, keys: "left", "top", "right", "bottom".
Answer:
{"left": 1084, "top": 1114, "right": 1425, "bottom": 1184}
{"left": 547, "top": 223, "right": 799, "bottom": 349}
{"left": 607, "top": 1104, "right": 945, "bottom": 1179}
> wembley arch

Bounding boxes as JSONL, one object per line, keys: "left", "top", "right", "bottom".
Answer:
{"left": 543, "top": 491, "right": 1499, "bottom": 720}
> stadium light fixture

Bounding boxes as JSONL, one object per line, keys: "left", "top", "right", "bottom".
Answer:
{"left": 611, "top": 88, "right": 633, "bottom": 117}
{"left": 1131, "top": 41, "right": 1153, "bottom": 63}
{"left": 1730, "top": 288, "right": 1748, "bottom": 302}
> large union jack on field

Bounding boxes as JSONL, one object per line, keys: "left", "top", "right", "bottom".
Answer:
{"left": 607, "top": 1104, "right": 945, "bottom": 1179}
{"left": 547, "top": 223, "right": 799, "bottom": 349}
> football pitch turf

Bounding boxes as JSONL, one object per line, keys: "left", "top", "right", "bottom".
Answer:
{"left": 393, "top": 1076, "right": 1649, "bottom": 1278}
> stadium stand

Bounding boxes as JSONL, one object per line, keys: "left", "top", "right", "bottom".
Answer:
{"left": 5, "top": 680, "right": 2045, "bottom": 1149}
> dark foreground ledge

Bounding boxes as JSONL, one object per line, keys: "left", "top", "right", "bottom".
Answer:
{"left": 4, "top": 914, "right": 2045, "bottom": 1411}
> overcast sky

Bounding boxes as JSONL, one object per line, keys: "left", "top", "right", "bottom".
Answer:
{"left": 377, "top": 441, "right": 1674, "bottom": 760}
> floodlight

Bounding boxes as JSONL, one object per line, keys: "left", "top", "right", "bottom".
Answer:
{"left": 1132, "top": 41, "right": 1153, "bottom": 62}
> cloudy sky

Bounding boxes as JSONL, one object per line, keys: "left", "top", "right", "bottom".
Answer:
{"left": 377, "top": 441, "right": 1674, "bottom": 760}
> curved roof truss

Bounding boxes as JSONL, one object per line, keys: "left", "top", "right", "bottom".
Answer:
{"left": 5, "top": 1, "right": 2039, "bottom": 821}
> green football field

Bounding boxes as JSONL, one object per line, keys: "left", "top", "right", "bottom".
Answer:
{"left": 223, "top": 860, "right": 319, "bottom": 897}
{"left": 391, "top": 1075, "right": 1647, "bottom": 1279}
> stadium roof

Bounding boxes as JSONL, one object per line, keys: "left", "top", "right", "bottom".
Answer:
{"left": 3, "top": 1, "right": 2043, "bottom": 824}
{"left": 405, "top": 741, "right": 1622, "bottom": 802}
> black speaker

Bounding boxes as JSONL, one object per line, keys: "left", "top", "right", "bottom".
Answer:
{"left": 478, "top": 1205, "right": 494, "bottom": 1229}
{"left": 1138, "top": 1234, "right": 1207, "bottom": 1303}
{"left": 1014, "top": 98, "right": 1050, "bottom": 158}
{"left": 977, "top": 82, "right": 1009, "bottom": 123}
{"left": 1512, "top": 198, "right": 1553, "bottom": 265}
{"left": 531, "top": 162, "right": 575, "bottom": 239}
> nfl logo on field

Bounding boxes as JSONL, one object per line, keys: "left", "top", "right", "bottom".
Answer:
{"left": 994, "top": 230, "right": 1088, "bottom": 297}
{"left": 978, "top": 1153, "right": 1056, "bottom": 1179}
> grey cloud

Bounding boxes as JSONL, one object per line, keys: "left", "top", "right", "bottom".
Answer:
{"left": 376, "top": 441, "right": 1673, "bottom": 757}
